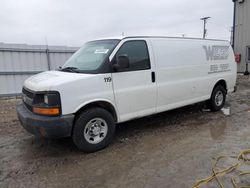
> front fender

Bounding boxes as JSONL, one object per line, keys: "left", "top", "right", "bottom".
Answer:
{"left": 73, "top": 98, "right": 119, "bottom": 122}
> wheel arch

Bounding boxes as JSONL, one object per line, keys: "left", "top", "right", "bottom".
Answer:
{"left": 211, "top": 79, "right": 228, "bottom": 96}
{"left": 74, "top": 99, "right": 118, "bottom": 123}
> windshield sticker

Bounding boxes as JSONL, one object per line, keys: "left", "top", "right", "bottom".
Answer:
{"left": 95, "top": 49, "right": 109, "bottom": 54}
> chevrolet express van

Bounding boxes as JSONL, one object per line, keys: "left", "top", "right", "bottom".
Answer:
{"left": 17, "top": 36, "right": 237, "bottom": 152}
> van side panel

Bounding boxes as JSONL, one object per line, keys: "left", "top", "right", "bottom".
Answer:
{"left": 150, "top": 38, "right": 236, "bottom": 113}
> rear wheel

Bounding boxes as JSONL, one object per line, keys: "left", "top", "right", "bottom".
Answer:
{"left": 209, "top": 85, "right": 226, "bottom": 112}
{"left": 72, "top": 108, "right": 115, "bottom": 152}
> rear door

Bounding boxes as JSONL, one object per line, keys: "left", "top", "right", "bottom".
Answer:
{"left": 111, "top": 40, "right": 157, "bottom": 122}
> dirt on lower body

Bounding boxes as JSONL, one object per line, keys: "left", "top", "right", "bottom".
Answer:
{"left": 1, "top": 75, "right": 250, "bottom": 188}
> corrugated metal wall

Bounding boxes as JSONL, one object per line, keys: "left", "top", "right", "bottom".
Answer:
{"left": 234, "top": 0, "right": 250, "bottom": 72}
{"left": 0, "top": 43, "right": 78, "bottom": 97}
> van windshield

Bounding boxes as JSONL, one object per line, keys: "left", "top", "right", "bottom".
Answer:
{"left": 61, "top": 40, "right": 119, "bottom": 73}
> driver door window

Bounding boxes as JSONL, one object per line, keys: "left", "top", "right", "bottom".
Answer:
{"left": 115, "top": 40, "right": 150, "bottom": 72}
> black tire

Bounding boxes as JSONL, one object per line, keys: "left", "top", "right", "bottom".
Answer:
{"left": 72, "top": 107, "right": 115, "bottom": 152}
{"left": 209, "top": 85, "right": 226, "bottom": 112}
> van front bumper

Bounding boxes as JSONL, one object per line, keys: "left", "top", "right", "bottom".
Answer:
{"left": 17, "top": 103, "right": 74, "bottom": 138}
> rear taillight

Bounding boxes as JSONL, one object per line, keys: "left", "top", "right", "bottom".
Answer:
{"left": 235, "top": 53, "right": 241, "bottom": 63}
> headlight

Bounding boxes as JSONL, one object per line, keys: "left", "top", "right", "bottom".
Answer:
{"left": 44, "top": 95, "right": 49, "bottom": 105}
{"left": 33, "top": 107, "right": 60, "bottom": 116}
{"left": 42, "top": 93, "right": 60, "bottom": 106}
{"left": 33, "top": 92, "right": 61, "bottom": 116}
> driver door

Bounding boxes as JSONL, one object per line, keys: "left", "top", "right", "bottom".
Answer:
{"left": 111, "top": 40, "right": 157, "bottom": 122}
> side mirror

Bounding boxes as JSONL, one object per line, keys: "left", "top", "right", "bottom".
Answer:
{"left": 113, "top": 55, "right": 129, "bottom": 71}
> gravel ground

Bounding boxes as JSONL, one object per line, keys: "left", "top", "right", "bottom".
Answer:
{"left": 0, "top": 75, "right": 250, "bottom": 188}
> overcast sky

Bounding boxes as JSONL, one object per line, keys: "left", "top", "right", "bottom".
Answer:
{"left": 1, "top": 0, "right": 234, "bottom": 47}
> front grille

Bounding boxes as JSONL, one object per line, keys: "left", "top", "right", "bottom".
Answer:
{"left": 22, "top": 88, "right": 34, "bottom": 99}
{"left": 24, "top": 102, "right": 33, "bottom": 112}
{"left": 22, "top": 87, "right": 34, "bottom": 112}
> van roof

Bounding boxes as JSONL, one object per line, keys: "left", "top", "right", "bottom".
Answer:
{"left": 96, "top": 36, "right": 228, "bottom": 42}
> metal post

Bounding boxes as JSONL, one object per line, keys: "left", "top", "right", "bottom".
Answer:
{"left": 46, "top": 48, "right": 51, "bottom": 70}
{"left": 201, "top": 17, "right": 211, "bottom": 39}
{"left": 244, "top": 63, "right": 249, "bottom": 75}
{"left": 203, "top": 20, "right": 206, "bottom": 39}
{"left": 232, "top": 1, "right": 236, "bottom": 49}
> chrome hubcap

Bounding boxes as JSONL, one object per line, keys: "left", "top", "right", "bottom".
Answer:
{"left": 215, "top": 91, "right": 223, "bottom": 106}
{"left": 84, "top": 118, "right": 108, "bottom": 144}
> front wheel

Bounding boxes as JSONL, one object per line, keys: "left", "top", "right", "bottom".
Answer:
{"left": 72, "top": 108, "right": 115, "bottom": 152}
{"left": 208, "top": 85, "right": 226, "bottom": 112}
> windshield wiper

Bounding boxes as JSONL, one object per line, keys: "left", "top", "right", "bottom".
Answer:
{"left": 59, "top": 66, "right": 80, "bottom": 73}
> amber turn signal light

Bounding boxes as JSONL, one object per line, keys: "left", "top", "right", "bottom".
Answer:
{"left": 33, "top": 107, "right": 60, "bottom": 116}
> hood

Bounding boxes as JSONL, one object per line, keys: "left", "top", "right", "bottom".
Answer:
{"left": 24, "top": 70, "right": 94, "bottom": 91}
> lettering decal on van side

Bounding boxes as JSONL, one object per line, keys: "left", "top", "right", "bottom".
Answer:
{"left": 104, "top": 77, "right": 112, "bottom": 82}
{"left": 203, "top": 45, "right": 229, "bottom": 61}
{"left": 208, "top": 63, "right": 230, "bottom": 74}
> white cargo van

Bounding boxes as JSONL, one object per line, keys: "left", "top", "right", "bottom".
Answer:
{"left": 17, "top": 36, "right": 237, "bottom": 152}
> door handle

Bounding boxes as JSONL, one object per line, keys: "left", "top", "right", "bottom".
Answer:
{"left": 151, "top": 72, "right": 155, "bottom": 83}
